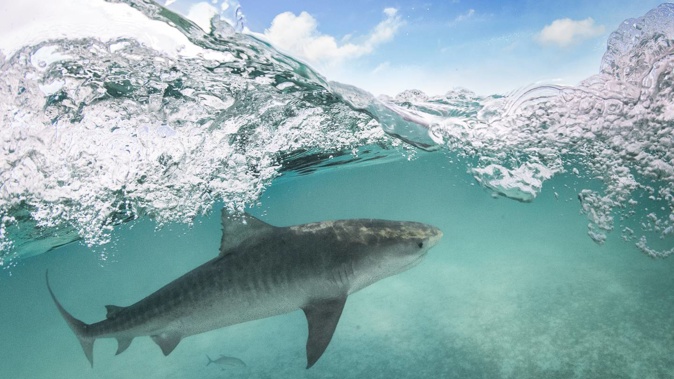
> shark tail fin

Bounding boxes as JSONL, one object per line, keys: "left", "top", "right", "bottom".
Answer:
{"left": 46, "top": 270, "right": 95, "bottom": 367}
{"left": 206, "top": 354, "right": 214, "bottom": 366}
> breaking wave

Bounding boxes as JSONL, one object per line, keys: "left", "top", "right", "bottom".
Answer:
{"left": 0, "top": 0, "right": 673, "bottom": 264}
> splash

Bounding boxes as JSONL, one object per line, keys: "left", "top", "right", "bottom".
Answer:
{"left": 0, "top": 0, "right": 406, "bottom": 262}
{"left": 377, "top": 4, "right": 674, "bottom": 256}
{"left": 0, "top": 1, "right": 673, "bottom": 262}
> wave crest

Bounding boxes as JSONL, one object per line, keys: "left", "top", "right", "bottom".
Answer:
{"left": 0, "top": 2, "right": 401, "bottom": 262}
{"left": 1, "top": 1, "right": 673, "bottom": 263}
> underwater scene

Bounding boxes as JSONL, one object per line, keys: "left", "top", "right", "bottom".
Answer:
{"left": 1, "top": 0, "right": 674, "bottom": 378}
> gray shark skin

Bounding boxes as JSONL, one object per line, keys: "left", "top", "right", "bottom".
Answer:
{"left": 46, "top": 210, "right": 443, "bottom": 369}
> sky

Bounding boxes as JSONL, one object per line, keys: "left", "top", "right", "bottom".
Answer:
{"left": 168, "top": 0, "right": 666, "bottom": 96}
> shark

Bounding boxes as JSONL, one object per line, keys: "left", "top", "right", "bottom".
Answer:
{"left": 46, "top": 210, "right": 443, "bottom": 368}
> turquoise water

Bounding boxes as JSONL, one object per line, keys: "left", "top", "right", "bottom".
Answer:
{"left": 1, "top": 1, "right": 674, "bottom": 378}
{"left": 3, "top": 152, "right": 674, "bottom": 378}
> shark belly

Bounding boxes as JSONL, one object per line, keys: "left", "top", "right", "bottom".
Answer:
{"left": 156, "top": 278, "right": 311, "bottom": 338}
{"left": 99, "top": 245, "right": 335, "bottom": 340}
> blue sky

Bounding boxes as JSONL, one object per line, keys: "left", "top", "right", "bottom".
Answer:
{"left": 169, "top": 0, "right": 665, "bottom": 96}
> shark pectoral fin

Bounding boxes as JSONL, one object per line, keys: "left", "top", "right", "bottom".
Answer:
{"left": 151, "top": 334, "right": 182, "bottom": 356}
{"left": 302, "top": 295, "right": 347, "bottom": 369}
{"left": 115, "top": 337, "right": 133, "bottom": 355}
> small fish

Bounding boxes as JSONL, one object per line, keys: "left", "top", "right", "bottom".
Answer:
{"left": 206, "top": 354, "right": 246, "bottom": 368}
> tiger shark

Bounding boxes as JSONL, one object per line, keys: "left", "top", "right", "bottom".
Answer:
{"left": 46, "top": 210, "right": 443, "bottom": 368}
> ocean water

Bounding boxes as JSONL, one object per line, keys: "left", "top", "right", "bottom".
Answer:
{"left": 1, "top": 1, "right": 674, "bottom": 378}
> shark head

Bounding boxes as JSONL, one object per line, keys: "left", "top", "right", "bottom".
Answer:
{"left": 339, "top": 219, "right": 443, "bottom": 292}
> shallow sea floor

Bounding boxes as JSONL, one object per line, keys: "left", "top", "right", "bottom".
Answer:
{"left": 1, "top": 152, "right": 674, "bottom": 379}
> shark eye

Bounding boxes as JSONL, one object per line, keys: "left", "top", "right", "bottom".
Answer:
{"left": 417, "top": 242, "right": 424, "bottom": 248}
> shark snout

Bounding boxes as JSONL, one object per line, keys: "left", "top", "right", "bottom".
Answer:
{"left": 426, "top": 226, "right": 443, "bottom": 247}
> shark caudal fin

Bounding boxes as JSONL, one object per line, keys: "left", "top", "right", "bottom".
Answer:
{"left": 206, "top": 354, "right": 214, "bottom": 366}
{"left": 45, "top": 270, "right": 95, "bottom": 367}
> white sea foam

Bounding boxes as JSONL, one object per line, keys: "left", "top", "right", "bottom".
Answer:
{"left": 0, "top": 1, "right": 672, "bottom": 261}
{"left": 0, "top": 0, "right": 391, "bottom": 262}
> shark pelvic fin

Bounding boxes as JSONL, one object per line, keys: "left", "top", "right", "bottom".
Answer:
{"left": 151, "top": 333, "right": 182, "bottom": 356}
{"left": 46, "top": 270, "right": 95, "bottom": 367}
{"left": 115, "top": 337, "right": 133, "bottom": 355}
{"left": 302, "top": 295, "right": 347, "bottom": 369}
{"left": 105, "top": 305, "right": 125, "bottom": 319}
{"left": 220, "top": 210, "right": 276, "bottom": 256}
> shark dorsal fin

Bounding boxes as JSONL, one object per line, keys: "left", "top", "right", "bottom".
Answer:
{"left": 220, "top": 210, "right": 276, "bottom": 256}
{"left": 105, "top": 305, "right": 125, "bottom": 319}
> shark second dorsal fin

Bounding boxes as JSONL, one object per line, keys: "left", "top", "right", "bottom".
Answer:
{"left": 220, "top": 210, "right": 276, "bottom": 256}
{"left": 105, "top": 305, "right": 125, "bottom": 319}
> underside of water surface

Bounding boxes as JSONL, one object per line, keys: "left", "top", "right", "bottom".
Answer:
{"left": 1, "top": 1, "right": 674, "bottom": 378}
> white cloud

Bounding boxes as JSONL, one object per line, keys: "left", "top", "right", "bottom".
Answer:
{"left": 383, "top": 7, "right": 397, "bottom": 17}
{"left": 453, "top": 9, "right": 475, "bottom": 24}
{"left": 186, "top": 2, "right": 218, "bottom": 32}
{"left": 372, "top": 61, "right": 390, "bottom": 75}
{"left": 255, "top": 8, "right": 404, "bottom": 68}
{"left": 536, "top": 17, "right": 605, "bottom": 47}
